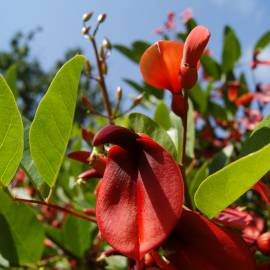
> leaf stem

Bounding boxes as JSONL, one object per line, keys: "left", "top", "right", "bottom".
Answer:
{"left": 14, "top": 197, "right": 97, "bottom": 223}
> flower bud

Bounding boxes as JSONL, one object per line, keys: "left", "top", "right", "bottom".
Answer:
{"left": 82, "top": 26, "right": 91, "bottom": 36}
{"left": 132, "top": 93, "right": 144, "bottom": 107}
{"left": 84, "top": 60, "right": 92, "bottom": 75}
{"left": 82, "top": 12, "right": 93, "bottom": 22}
{"left": 116, "top": 86, "right": 122, "bottom": 100}
{"left": 102, "top": 38, "right": 112, "bottom": 50}
{"left": 81, "top": 96, "right": 94, "bottom": 112}
{"left": 97, "top": 13, "right": 107, "bottom": 23}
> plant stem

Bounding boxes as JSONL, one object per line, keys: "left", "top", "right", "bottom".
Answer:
{"left": 90, "top": 36, "right": 113, "bottom": 122}
{"left": 181, "top": 89, "right": 192, "bottom": 208}
{"left": 14, "top": 197, "right": 96, "bottom": 223}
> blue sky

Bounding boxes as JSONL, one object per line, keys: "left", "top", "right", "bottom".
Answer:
{"left": 1, "top": 0, "right": 270, "bottom": 94}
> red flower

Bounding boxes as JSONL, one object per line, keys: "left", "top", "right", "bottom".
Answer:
{"left": 227, "top": 81, "right": 240, "bottom": 102}
{"left": 253, "top": 181, "right": 270, "bottom": 205}
{"left": 93, "top": 125, "right": 184, "bottom": 260}
{"left": 235, "top": 93, "right": 254, "bottom": 107}
{"left": 214, "top": 207, "right": 264, "bottom": 245}
{"left": 163, "top": 209, "right": 256, "bottom": 270}
{"left": 140, "top": 25, "right": 210, "bottom": 93}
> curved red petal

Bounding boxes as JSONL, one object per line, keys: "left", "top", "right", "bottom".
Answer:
{"left": 96, "top": 138, "right": 184, "bottom": 260}
{"left": 164, "top": 209, "right": 256, "bottom": 270}
{"left": 78, "top": 169, "right": 102, "bottom": 180}
{"left": 180, "top": 25, "right": 210, "bottom": 89}
{"left": 182, "top": 25, "right": 211, "bottom": 67}
{"left": 93, "top": 125, "right": 139, "bottom": 149}
{"left": 67, "top": 151, "right": 91, "bottom": 164}
{"left": 140, "top": 40, "right": 184, "bottom": 93}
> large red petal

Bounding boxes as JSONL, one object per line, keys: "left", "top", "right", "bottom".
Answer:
{"left": 163, "top": 209, "right": 256, "bottom": 270}
{"left": 96, "top": 138, "right": 184, "bottom": 260}
{"left": 140, "top": 40, "right": 184, "bottom": 93}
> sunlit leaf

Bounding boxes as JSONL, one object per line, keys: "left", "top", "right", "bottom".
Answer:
{"left": 20, "top": 118, "right": 50, "bottom": 198}
{"left": 0, "top": 76, "right": 23, "bottom": 186}
{"left": 195, "top": 143, "right": 270, "bottom": 218}
{"left": 4, "top": 65, "right": 17, "bottom": 99}
{"left": 30, "top": 55, "right": 85, "bottom": 187}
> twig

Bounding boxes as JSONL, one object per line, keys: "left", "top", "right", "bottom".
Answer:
{"left": 14, "top": 197, "right": 96, "bottom": 223}
{"left": 89, "top": 36, "right": 113, "bottom": 122}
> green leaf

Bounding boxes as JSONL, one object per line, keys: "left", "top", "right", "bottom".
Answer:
{"left": 168, "top": 112, "right": 182, "bottom": 162}
{"left": 124, "top": 79, "right": 164, "bottom": 100}
{"left": 168, "top": 99, "right": 195, "bottom": 161}
{"left": 208, "top": 101, "right": 228, "bottom": 120}
{"left": 254, "top": 31, "right": 270, "bottom": 51}
{"left": 0, "top": 189, "right": 44, "bottom": 265}
{"left": 189, "top": 161, "right": 209, "bottom": 208}
{"left": 46, "top": 215, "right": 96, "bottom": 258}
{"left": 4, "top": 65, "right": 17, "bottom": 99}
{"left": 128, "top": 113, "right": 177, "bottom": 160}
{"left": 239, "top": 114, "right": 270, "bottom": 157}
{"left": 195, "top": 143, "right": 270, "bottom": 218}
{"left": 188, "top": 84, "right": 208, "bottom": 114}
{"left": 30, "top": 55, "right": 85, "bottom": 187}
{"left": 209, "top": 145, "right": 234, "bottom": 174}
{"left": 201, "top": 55, "right": 221, "bottom": 81}
{"left": 153, "top": 101, "right": 171, "bottom": 130}
{"left": 185, "top": 18, "right": 198, "bottom": 33}
{"left": 114, "top": 40, "right": 150, "bottom": 64}
{"left": 105, "top": 255, "right": 127, "bottom": 270}
{"left": 0, "top": 76, "right": 24, "bottom": 186}
{"left": 20, "top": 118, "right": 50, "bottom": 198}
{"left": 222, "top": 26, "right": 241, "bottom": 73}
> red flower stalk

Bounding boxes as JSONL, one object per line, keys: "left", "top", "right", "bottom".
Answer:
{"left": 162, "top": 209, "right": 256, "bottom": 270}
{"left": 93, "top": 125, "right": 184, "bottom": 260}
{"left": 140, "top": 25, "right": 210, "bottom": 93}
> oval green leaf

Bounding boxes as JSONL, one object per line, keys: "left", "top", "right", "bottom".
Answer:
{"left": 0, "top": 76, "right": 23, "bottom": 186}
{"left": 30, "top": 55, "right": 85, "bottom": 187}
{"left": 222, "top": 26, "right": 241, "bottom": 73}
{"left": 195, "top": 143, "right": 270, "bottom": 218}
{"left": 128, "top": 112, "right": 177, "bottom": 160}
{"left": 254, "top": 31, "right": 270, "bottom": 51}
{"left": 153, "top": 101, "right": 171, "bottom": 130}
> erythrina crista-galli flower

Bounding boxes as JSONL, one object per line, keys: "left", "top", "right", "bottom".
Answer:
{"left": 92, "top": 125, "right": 184, "bottom": 260}
{"left": 140, "top": 25, "right": 210, "bottom": 118}
{"left": 140, "top": 25, "right": 210, "bottom": 93}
